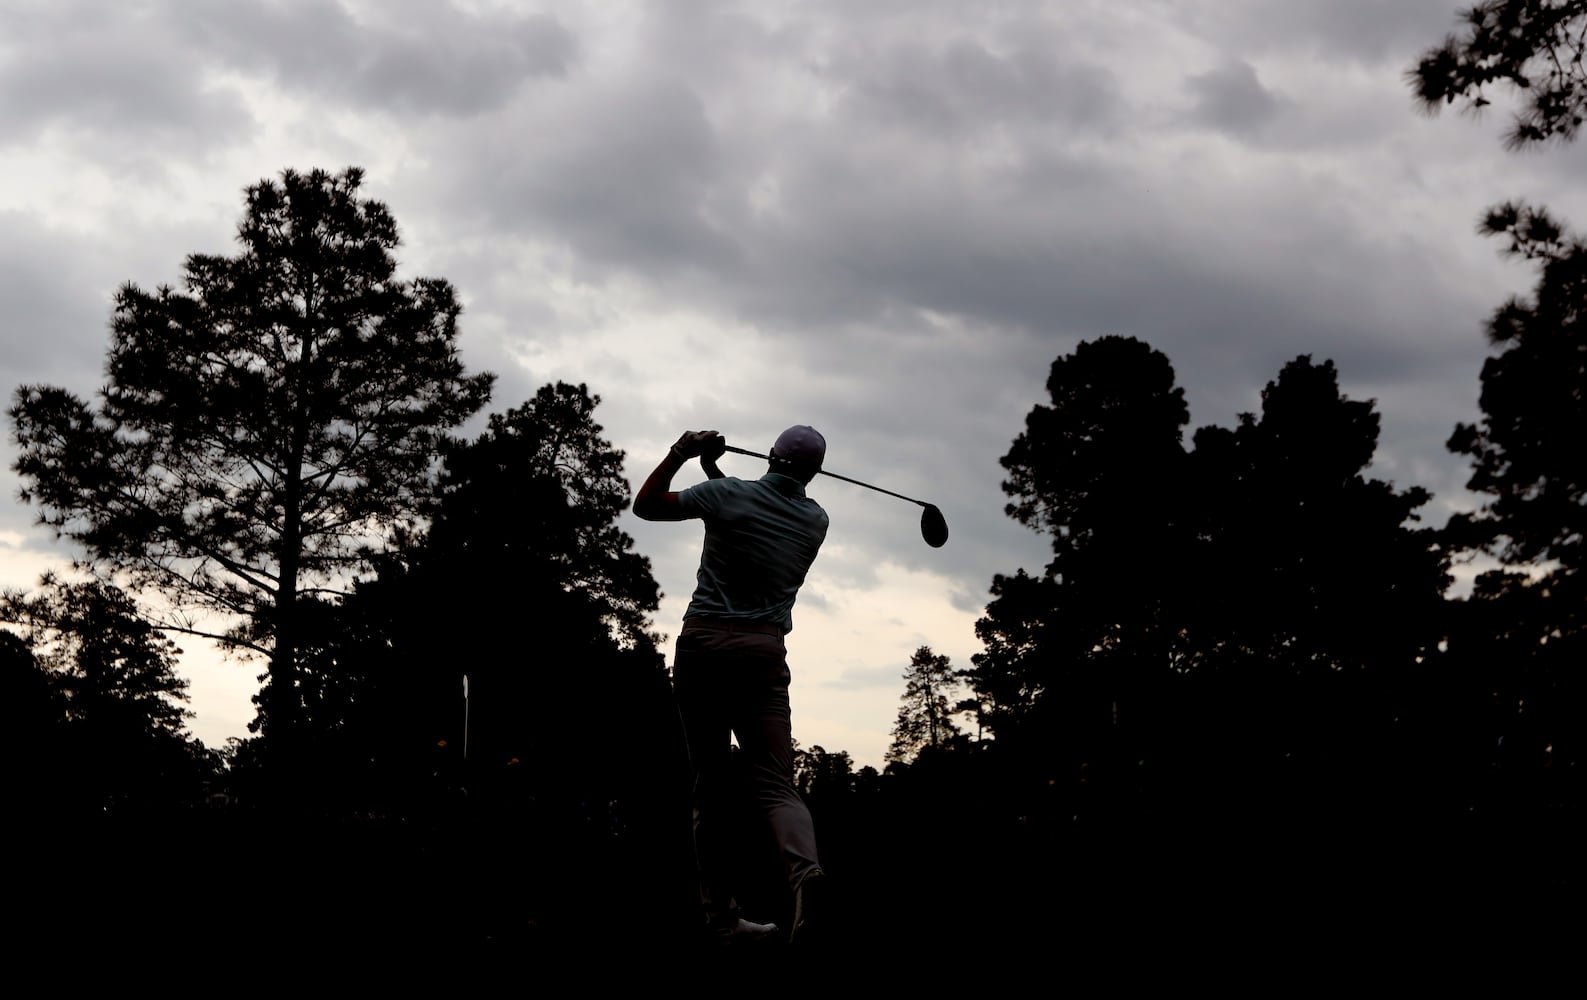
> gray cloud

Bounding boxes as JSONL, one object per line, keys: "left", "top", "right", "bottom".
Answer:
{"left": 1187, "top": 59, "right": 1284, "bottom": 136}
{"left": 389, "top": 1, "right": 1516, "bottom": 624}
{"left": 829, "top": 33, "right": 1126, "bottom": 139}
{"left": 1173, "top": 0, "right": 1471, "bottom": 67}
{"left": 820, "top": 662, "right": 910, "bottom": 694}
{"left": 0, "top": 213, "right": 115, "bottom": 384}
{"left": 0, "top": 2, "right": 252, "bottom": 156}
{"left": 409, "top": 4, "right": 1487, "bottom": 403}
{"left": 176, "top": 0, "right": 578, "bottom": 116}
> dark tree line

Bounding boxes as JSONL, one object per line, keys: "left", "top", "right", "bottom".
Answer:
{"left": 959, "top": 340, "right": 1453, "bottom": 825}
{"left": 863, "top": 0, "right": 1586, "bottom": 832}
{"left": 1, "top": 574, "right": 220, "bottom": 818}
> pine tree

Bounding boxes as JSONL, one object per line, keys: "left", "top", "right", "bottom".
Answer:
{"left": 885, "top": 646, "right": 963, "bottom": 765}
{"left": 9, "top": 167, "right": 493, "bottom": 738}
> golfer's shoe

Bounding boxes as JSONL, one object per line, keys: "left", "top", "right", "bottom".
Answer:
{"left": 790, "top": 869, "right": 826, "bottom": 946}
{"left": 709, "top": 916, "right": 781, "bottom": 946}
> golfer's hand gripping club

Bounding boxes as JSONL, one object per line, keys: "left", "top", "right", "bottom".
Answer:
{"left": 671, "top": 430, "right": 727, "bottom": 461}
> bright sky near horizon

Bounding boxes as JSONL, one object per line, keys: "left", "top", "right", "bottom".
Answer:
{"left": 2, "top": 0, "right": 1583, "bottom": 771}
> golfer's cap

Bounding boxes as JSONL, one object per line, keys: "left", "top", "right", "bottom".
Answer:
{"left": 771, "top": 425, "right": 826, "bottom": 468}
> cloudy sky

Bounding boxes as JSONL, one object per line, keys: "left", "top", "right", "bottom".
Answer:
{"left": 3, "top": 0, "right": 1583, "bottom": 770}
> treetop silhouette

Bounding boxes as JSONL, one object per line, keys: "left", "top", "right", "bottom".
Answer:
{"left": 885, "top": 645, "right": 964, "bottom": 766}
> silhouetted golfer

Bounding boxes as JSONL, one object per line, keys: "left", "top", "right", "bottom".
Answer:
{"left": 634, "top": 426, "right": 830, "bottom": 946}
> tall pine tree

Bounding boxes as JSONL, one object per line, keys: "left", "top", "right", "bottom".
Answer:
{"left": 9, "top": 168, "right": 494, "bottom": 741}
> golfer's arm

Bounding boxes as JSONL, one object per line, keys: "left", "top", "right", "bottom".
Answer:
{"left": 633, "top": 449, "right": 692, "bottom": 521}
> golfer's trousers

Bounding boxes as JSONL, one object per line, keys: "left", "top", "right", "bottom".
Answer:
{"left": 672, "top": 618, "right": 822, "bottom": 923}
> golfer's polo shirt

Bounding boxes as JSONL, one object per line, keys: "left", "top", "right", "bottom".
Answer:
{"left": 676, "top": 473, "right": 829, "bottom": 634}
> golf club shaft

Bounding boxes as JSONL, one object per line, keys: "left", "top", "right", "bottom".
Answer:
{"left": 720, "top": 444, "right": 928, "bottom": 507}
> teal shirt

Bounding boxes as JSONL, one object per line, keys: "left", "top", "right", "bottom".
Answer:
{"left": 675, "top": 473, "right": 829, "bottom": 633}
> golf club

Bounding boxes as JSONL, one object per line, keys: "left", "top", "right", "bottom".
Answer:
{"left": 721, "top": 444, "right": 949, "bottom": 548}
